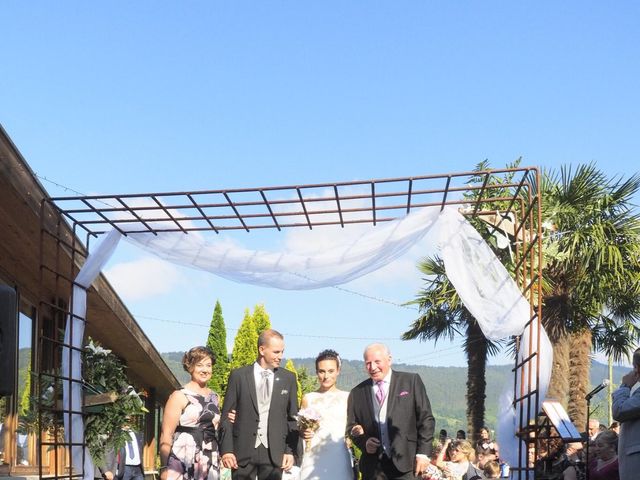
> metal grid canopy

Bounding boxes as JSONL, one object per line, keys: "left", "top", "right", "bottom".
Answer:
{"left": 50, "top": 168, "right": 535, "bottom": 238}
{"left": 39, "top": 167, "right": 543, "bottom": 480}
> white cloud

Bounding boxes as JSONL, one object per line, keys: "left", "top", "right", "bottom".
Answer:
{"left": 104, "top": 256, "right": 184, "bottom": 301}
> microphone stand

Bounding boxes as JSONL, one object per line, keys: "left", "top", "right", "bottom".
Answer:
{"left": 585, "top": 398, "right": 592, "bottom": 480}
{"left": 583, "top": 381, "right": 608, "bottom": 480}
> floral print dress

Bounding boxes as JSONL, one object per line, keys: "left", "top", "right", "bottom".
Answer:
{"left": 167, "top": 388, "right": 221, "bottom": 480}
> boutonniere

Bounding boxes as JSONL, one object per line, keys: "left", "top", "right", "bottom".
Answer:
{"left": 398, "top": 391, "right": 409, "bottom": 397}
{"left": 281, "top": 389, "right": 289, "bottom": 395}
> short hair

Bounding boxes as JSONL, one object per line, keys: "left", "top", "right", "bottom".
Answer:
{"left": 456, "top": 429, "right": 466, "bottom": 439}
{"left": 258, "top": 329, "right": 284, "bottom": 348}
{"left": 363, "top": 343, "right": 391, "bottom": 359}
{"left": 610, "top": 421, "right": 619, "bottom": 430}
{"left": 595, "top": 430, "right": 618, "bottom": 451}
{"left": 315, "top": 349, "right": 341, "bottom": 370}
{"left": 439, "top": 429, "right": 448, "bottom": 437}
{"left": 483, "top": 460, "right": 500, "bottom": 479}
{"left": 182, "top": 346, "right": 215, "bottom": 373}
{"left": 451, "top": 439, "right": 475, "bottom": 461}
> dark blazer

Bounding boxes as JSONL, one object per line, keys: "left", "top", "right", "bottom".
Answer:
{"left": 115, "top": 430, "right": 144, "bottom": 480}
{"left": 220, "top": 365, "right": 299, "bottom": 467}
{"left": 347, "top": 370, "right": 435, "bottom": 477}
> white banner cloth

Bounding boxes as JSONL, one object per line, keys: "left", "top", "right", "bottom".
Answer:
{"left": 62, "top": 229, "right": 122, "bottom": 480}
{"left": 122, "top": 205, "right": 443, "bottom": 289}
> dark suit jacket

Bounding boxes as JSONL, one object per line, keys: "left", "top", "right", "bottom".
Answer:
{"left": 115, "top": 431, "right": 144, "bottom": 480}
{"left": 347, "top": 370, "right": 435, "bottom": 477}
{"left": 220, "top": 365, "right": 299, "bottom": 467}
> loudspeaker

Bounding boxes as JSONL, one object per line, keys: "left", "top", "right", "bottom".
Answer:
{"left": 0, "top": 285, "right": 17, "bottom": 396}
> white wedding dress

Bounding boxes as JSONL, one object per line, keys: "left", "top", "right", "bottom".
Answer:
{"left": 300, "top": 390, "right": 353, "bottom": 480}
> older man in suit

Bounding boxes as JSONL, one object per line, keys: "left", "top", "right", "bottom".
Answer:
{"left": 347, "top": 343, "right": 435, "bottom": 480}
{"left": 612, "top": 347, "right": 640, "bottom": 480}
{"left": 220, "top": 329, "right": 299, "bottom": 480}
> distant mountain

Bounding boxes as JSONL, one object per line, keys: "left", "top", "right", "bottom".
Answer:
{"left": 162, "top": 351, "right": 192, "bottom": 384}
{"left": 160, "top": 352, "right": 626, "bottom": 433}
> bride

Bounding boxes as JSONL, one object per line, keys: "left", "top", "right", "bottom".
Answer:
{"left": 300, "top": 349, "right": 354, "bottom": 480}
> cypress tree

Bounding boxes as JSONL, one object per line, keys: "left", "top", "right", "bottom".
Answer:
{"left": 252, "top": 304, "right": 271, "bottom": 336}
{"left": 230, "top": 309, "right": 258, "bottom": 370}
{"left": 284, "top": 358, "right": 303, "bottom": 406}
{"left": 206, "top": 300, "right": 230, "bottom": 396}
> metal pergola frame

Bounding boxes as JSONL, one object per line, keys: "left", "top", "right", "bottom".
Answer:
{"left": 38, "top": 166, "right": 544, "bottom": 479}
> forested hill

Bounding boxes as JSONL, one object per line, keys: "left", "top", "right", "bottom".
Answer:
{"left": 161, "top": 352, "right": 625, "bottom": 433}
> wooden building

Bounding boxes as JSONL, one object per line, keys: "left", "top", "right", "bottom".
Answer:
{"left": 0, "top": 124, "right": 180, "bottom": 478}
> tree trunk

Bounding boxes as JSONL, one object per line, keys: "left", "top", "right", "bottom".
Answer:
{"left": 547, "top": 331, "right": 570, "bottom": 406}
{"left": 567, "top": 328, "right": 592, "bottom": 431}
{"left": 465, "top": 320, "right": 488, "bottom": 443}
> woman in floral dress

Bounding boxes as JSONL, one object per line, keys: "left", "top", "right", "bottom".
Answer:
{"left": 160, "top": 346, "right": 221, "bottom": 480}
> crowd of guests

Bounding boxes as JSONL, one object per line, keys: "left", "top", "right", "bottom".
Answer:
{"left": 426, "top": 427, "right": 506, "bottom": 479}
{"left": 533, "top": 419, "right": 621, "bottom": 480}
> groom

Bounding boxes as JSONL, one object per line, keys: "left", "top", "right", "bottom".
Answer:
{"left": 347, "top": 343, "right": 435, "bottom": 479}
{"left": 220, "top": 329, "right": 300, "bottom": 480}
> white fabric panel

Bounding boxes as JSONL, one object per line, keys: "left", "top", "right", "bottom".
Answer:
{"left": 438, "top": 207, "right": 532, "bottom": 340}
{"left": 122, "top": 206, "right": 442, "bottom": 289}
{"left": 62, "top": 229, "right": 122, "bottom": 480}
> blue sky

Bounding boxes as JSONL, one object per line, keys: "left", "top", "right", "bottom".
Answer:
{"left": 2, "top": 1, "right": 639, "bottom": 366}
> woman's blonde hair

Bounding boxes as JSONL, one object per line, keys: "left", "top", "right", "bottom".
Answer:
{"left": 451, "top": 439, "right": 475, "bottom": 462}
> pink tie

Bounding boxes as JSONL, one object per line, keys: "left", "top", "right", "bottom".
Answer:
{"left": 376, "top": 381, "right": 385, "bottom": 405}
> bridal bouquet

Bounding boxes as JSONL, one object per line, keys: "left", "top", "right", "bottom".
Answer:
{"left": 296, "top": 407, "right": 321, "bottom": 450}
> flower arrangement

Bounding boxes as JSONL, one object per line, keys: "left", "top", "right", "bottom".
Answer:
{"left": 296, "top": 407, "right": 321, "bottom": 450}
{"left": 20, "top": 338, "right": 149, "bottom": 467}
{"left": 82, "top": 338, "right": 148, "bottom": 466}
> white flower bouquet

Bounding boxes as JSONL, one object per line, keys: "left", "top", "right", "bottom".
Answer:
{"left": 296, "top": 407, "right": 321, "bottom": 450}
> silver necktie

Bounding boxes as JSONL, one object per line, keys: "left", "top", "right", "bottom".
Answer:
{"left": 260, "top": 370, "right": 271, "bottom": 403}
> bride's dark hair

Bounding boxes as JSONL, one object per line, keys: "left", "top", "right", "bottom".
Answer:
{"left": 315, "top": 349, "right": 341, "bottom": 370}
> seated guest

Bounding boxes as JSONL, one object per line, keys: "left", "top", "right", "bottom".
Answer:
{"left": 589, "top": 430, "right": 619, "bottom": 480}
{"left": 432, "top": 429, "right": 449, "bottom": 462}
{"left": 482, "top": 460, "right": 500, "bottom": 479}
{"left": 588, "top": 419, "right": 600, "bottom": 441}
{"left": 609, "top": 421, "right": 620, "bottom": 434}
{"left": 475, "top": 446, "right": 497, "bottom": 470}
{"left": 435, "top": 439, "right": 482, "bottom": 480}
{"left": 558, "top": 442, "right": 585, "bottom": 480}
{"left": 475, "top": 426, "right": 495, "bottom": 452}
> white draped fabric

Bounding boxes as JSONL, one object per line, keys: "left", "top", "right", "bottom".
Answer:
{"left": 64, "top": 206, "right": 550, "bottom": 478}
{"left": 121, "top": 205, "right": 443, "bottom": 290}
{"left": 437, "top": 208, "right": 532, "bottom": 340}
{"left": 62, "top": 229, "right": 122, "bottom": 480}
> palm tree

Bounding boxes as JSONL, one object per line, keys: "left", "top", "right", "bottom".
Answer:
{"left": 403, "top": 257, "right": 502, "bottom": 441}
{"left": 539, "top": 164, "right": 640, "bottom": 428}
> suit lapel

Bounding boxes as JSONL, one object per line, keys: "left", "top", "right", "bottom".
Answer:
{"left": 246, "top": 367, "right": 259, "bottom": 413}
{"left": 271, "top": 368, "right": 282, "bottom": 409}
{"left": 386, "top": 371, "right": 399, "bottom": 415}
{"left": 363, "top": 378, "right": 375, "bottom": 422}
